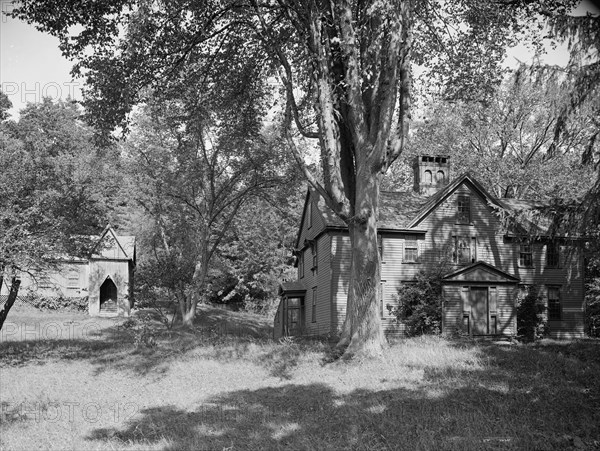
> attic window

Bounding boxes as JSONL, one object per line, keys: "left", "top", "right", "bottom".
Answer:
{"left": 307, "top": 201, "right": 312, "bottom": 229}
{"left": 457, "top": 195, "right": 471, "bottom": 224}
{"left": 436, "top": 170, "right": 445, "bottom": 183}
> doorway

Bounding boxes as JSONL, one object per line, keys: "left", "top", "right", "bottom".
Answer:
{"left": 470, "top": 287, "right": 488, "bottom": 335}
{"left": 100, "top": 278, "right": 118, "bottom": 313}
{"left": 285, "top": 297, "right": 305, "bottom": 336}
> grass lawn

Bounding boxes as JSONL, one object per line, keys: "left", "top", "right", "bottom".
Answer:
{"left": 1, "top": 304, "right": 599, "bottom": 450}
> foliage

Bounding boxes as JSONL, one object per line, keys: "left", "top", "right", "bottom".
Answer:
{"left": 400, "top": 66, "right": 597, "bottom": 200}
{"left": 17, "top": 294, "right": 88, "bottom": 312}
{"left": 123, "top": 103, "right": 293, "bottom": 325}
{"left": 516, "top": 286, "right": 548, "bottom": 341}
{"left": 0, "top": 97, "right": 120, "bottom": 328}
{"left": 585, "top": 240, "right": 600, "bottom": 337}
{"left": 391, "top": 268, "right": 444, "bottom": 336}
{"left": 11, "top": 0, "right": 577, "bottom": 355}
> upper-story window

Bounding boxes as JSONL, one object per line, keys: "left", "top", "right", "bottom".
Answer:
{"left": 299, "top": 252, "right": 304, "bottom": 279}
{"left": 452, "top": 236, "right": 475, "bottom": 264}
{"left": 404, "top": 235, "right": 418, "bottom": 262}
{"left": 377, "top": 235, "right": 384, "bottom": 261}
{"left": 546, "top": 242, "right": 559, "bottom": 268}
{"left": 311, "top": 241, "right": 318, "bottom": 274}
{"left": 457, "top": 195, "right": 471, "bottom": 224}
{"left": 519, "top": 241, "right": 533, "bottom": 267}
{"left": 307, "top": 201, "right": 312, "bottom": 229}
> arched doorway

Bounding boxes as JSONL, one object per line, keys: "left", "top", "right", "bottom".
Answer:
{"left": 100, "top": 278, "right": 118, "bottom": 313}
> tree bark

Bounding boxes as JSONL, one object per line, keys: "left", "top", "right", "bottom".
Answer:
{"left": 0, "top": 277, "right": 21, "bottom": 331}
{"left": 337, "top": 172, "right": 385, "bottom": 358}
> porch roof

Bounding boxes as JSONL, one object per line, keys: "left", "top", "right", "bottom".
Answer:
{"left": 279, "top": 281, "right": 306, "bottom": 296}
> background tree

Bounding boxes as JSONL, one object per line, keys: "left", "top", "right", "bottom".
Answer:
{"left": 0, "top": 97, "right": 118, "bottom": 329}
{"left": 123, "top": 100, "right": 290, "bottom": 326}
{"left": 12, "top": 0, "right": 575, "bottom": 356}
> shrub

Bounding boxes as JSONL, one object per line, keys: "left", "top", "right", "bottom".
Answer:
{"left": 584, "top": 277, "right": 600, "bottom": 337}
{"left": 391, "top": 269, "right": 443, "bottom": 336}
{"left": 21, "top": 294, "right": 88, "bottom": 312}
{"left": 516, "top": 286, "right": 547, "bottom": 341}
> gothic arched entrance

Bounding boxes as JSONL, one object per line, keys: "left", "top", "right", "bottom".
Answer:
{"left": 100, "top": 278, "right": 118, "bottom": 313}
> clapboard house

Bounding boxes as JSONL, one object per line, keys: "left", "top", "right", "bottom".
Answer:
{"left": 275, "top": 156, "right": 585, "bottom": 339}
{"left": 2, "top": 225, "right": 136, "bottom": 317}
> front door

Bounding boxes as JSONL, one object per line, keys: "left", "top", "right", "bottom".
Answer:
{"left": 285, "top": 297, "right": 304, "bottom": 336}
{"left": 470, "top": 287, "right": 488, "bottom": 335}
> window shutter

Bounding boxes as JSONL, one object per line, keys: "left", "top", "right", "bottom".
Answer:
{"left": 400, "top": 239, "right": 404, "bottom": 263}
{"left": 418, "top": 240, "right": 424, "bottom": 262}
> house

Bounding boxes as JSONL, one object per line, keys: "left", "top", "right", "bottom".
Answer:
{"left": 274, "top": 156, "right": 585, "bottom": 339}
{"left": 1, "top": 225, "right": 136, "bottom": 317}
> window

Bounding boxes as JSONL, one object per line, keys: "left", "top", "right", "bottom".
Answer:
{"left": 436, "top": 170, "right": 445, "bottom": 184}
{"left": 311, "top": 287, "right": 317, "bottom": 322}
{"left": 457, "top": 195, "right": 471, "bottom": 224}
{"left": 377, "top": 235, "right": 384, "bottom": 261}
{"left": 424, "top": 170, "right": 432, "bottom": 184}
{"left": 307, "top": 201, "right": 312, "bottom": 229}
{"left": 452, "top": 236, "right": 473, "bottom": 264}
{"left": 519, "top": 241, "right": 533, "bottom": 267}
{"left": 311, "top": 241, "right": 318, "bottom": 273}
{"left": 299, "top": 252, "right": 304, "bottom": 278}
{"left": 548, "top": 286, "right": 561, "bottom": 320}
{"left": 67, "top": 270, "right": 79, "bottom": 288}
{"left": 546, "top": 242, "right": 559, "bottom": 268}
{"left": 39, "top": 275, "right": 52, "bottom": 289}
{"left": 379, "top": 281, "right": 386, "bottom": 318}
{"left": 404, "top": 235, "right": 418, "bottom": 262}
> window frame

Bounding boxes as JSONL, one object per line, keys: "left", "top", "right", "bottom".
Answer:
{"left": 311, "top": 287, "right": 317, "bottom": 323}
{"left": 452, "top": 235, "right": 473, "bottom": 265}
{"left": 311, "top": 241, "right": 318, "bottom": 274}
{"left": 547, "top": 286, "right": 561, "bottom": 321}
{"left": 307, "top": 201, "right": 312, "bottom": 229}
{"left": 403, "top": 235, "right": 418, "bottom": 263}
{"left": 519, "top": 241, "right": 533, "bottom": 267}
{"left": 546, "top": 242, "right": 559, "bottom": 268}
{"left": 456, "top": 194, "right": 471, "bottom": 224}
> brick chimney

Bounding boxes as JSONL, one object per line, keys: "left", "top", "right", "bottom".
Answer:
{"left": 413, "top": 155, "right": 450, "bottom": 195}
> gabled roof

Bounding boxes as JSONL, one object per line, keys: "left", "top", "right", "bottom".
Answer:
{"left": 299, "top": 172, "right": 568, "bottom": 240}
{"left": 90, "top": 224, "right": 136, "bottom": 261}
{"left": 407, "top": 173, "right": 505, "bottom": 228}
{"left": 442, "top": 261, "right": 520, "bottom": 283}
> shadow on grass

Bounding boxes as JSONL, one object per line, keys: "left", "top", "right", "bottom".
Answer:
{"left": 0, "top": 305, "right": 327, "bottom": 378}
{"left": 86, "top": 364, "right": 600, "bottom": 451}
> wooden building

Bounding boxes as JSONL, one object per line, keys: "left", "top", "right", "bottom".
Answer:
{"left": 274, "top": 156, "right": 585, "bottom": 339}
{"left": 3, "top": 225, "right": 136, "bottom": 317}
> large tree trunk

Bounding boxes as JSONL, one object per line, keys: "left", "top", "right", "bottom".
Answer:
{"left": 0, "top": 277, "right": 21, "bottom": 331}
{"left": 337, "top": 174, "right": 385, "bottom": 357}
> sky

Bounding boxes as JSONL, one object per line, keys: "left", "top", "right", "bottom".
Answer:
{"left": 1, "top": 1, "right": 599, "bottom": 120}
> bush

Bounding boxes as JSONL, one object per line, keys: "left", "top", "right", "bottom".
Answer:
{"left": 516, "top": 286, "right": 547, "bottom": 341}
{"left": 391, "top": 269, "right": 443, "bottom": 336}
{"left": 21, "top": 294, "right": 88, "bottom": 312}
{"left": 584, "top": 277, "right": 600, "bottom": 337}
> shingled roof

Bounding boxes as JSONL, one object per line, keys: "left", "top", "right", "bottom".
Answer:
{"left": 311, "top": 189, "right": 430, "bottom": 230}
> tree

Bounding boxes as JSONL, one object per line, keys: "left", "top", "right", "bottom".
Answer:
{"left": 399, "top": 65, "right": 597, "bottom": 200}
{"left": 0, "top": 98, "right": 118, "bottom": 329}
{"left": 12, "top": 0, "right": 567, "bottom": 356}
{"left": 123, "top": 101, "right": 288, "bottom": 326}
